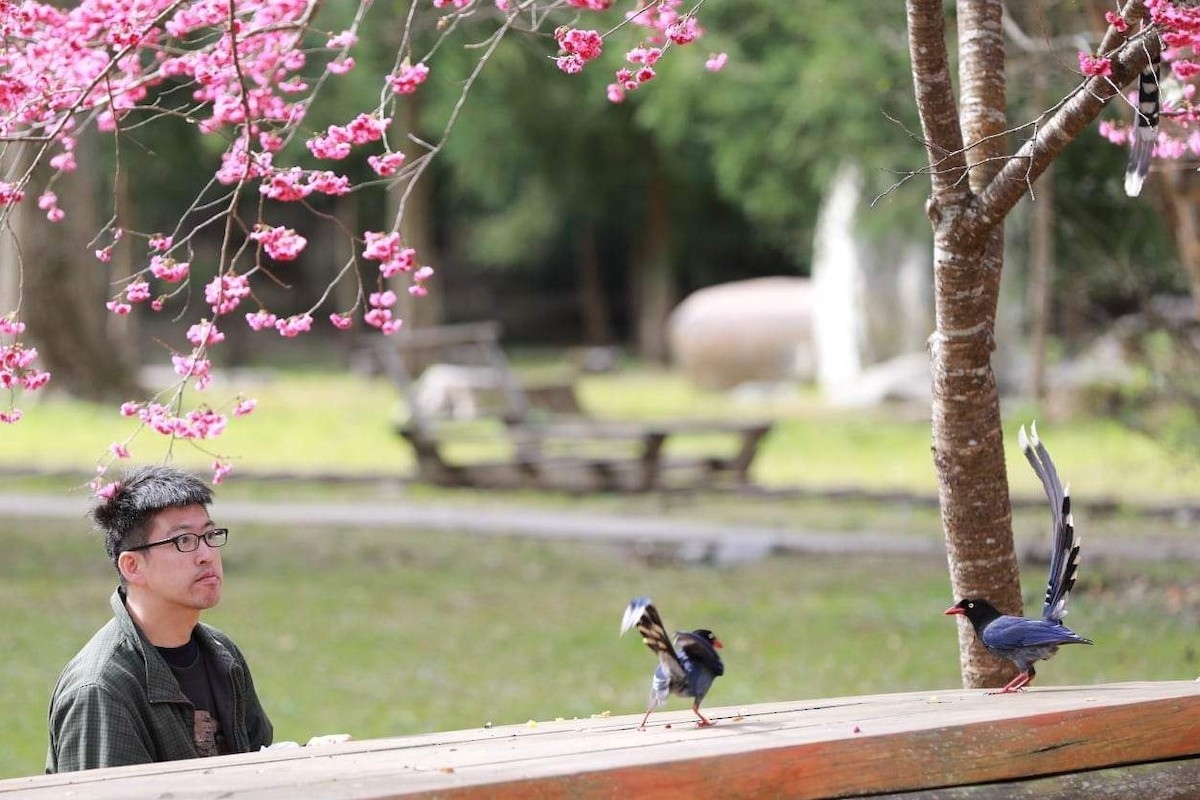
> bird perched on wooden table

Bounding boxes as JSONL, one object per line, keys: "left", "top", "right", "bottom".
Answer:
{"left": 945, "top": 423, "right": 1094, "bottom": 693}
{"left": 620, "top": 597, "right": 724, "bottom": 729}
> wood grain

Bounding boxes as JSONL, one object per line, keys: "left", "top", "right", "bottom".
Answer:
{"left": 3, "top": 681, "right": 1198, "bottom": 799}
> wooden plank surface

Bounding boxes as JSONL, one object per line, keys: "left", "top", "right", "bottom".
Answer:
{"left": 4, "top": 681, "right": 1199, "bottom": 799}
{"left": 862, "top": 757, "right": 1200, "bottom": 799}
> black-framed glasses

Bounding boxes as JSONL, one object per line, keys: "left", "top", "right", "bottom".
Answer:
{"left": 125, "top": 528, "right": 229, "bottom": 554}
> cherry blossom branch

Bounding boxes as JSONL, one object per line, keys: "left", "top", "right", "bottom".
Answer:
{"left": 0, "top": 0, "right": 720, "bottom": 491}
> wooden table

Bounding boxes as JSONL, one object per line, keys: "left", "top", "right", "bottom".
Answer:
{"left": 5, "top": 681, "right": 1199, "bottom": 799}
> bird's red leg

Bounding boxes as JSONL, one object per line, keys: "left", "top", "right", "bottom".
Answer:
{"left": 637, "top": 708, "right": 653, "bottom": 730}
{"left": 692, "top": 703, "right": 714, "bottom": 727}
{"left": 988, "top": 670, "right": 1032, "bottom": 694}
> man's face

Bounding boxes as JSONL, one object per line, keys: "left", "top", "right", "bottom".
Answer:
{"left": 134, "top": 503, "right": 223, "bottom": 611}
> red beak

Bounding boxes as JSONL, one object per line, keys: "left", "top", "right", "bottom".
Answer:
{"left": 944, "top": 605, "right": 965, "bottom": 616}
{"left": 712, "top": 639, "right": 724, "bottom": 649}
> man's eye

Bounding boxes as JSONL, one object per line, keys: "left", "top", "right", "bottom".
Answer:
{"left": 176, "top": 533, "right": 199, "bottom": 549}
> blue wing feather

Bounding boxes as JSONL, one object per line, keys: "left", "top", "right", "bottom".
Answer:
{"left": 982, "top": 615, "right": 1091, "bottom": 650}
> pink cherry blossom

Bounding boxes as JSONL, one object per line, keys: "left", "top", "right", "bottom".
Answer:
{"left": 388, "top": 62, "right": 429, "bottom": 95}
{"left": 666, "top": 17, "right": 700, "bottom": 45}
{"left": 173, "top": 351, "right": 213, "bottom": 390}
{"left": 365, "top": 307, "right": 393, "bottom": 328}
{"left": 308, "top": 171, "right": 352, "bottom": 196}
{"left": 274, "top": 314, "right": 313, "bottom": 338}
{"left": 250, "top": 225, "right": 308, "bottom": 261}
{"left": 368, "top": 151, "right": 406, "bottom": 176}
{"left": 187, "top": 319, "right": 225, "bottom": 347}
{"left": 261, "top": 167, "right": 313, "bottom": 201}
{"left": 556, "top": 54, "right": 585, "bottom": 75}
{"left": 559, "top": 29, "right": 603, "bottom": 60}
{"left": 212, "top": 460, "right": 234, "bottom": 484}
{"left": 233, "top": 397, "right": 257, "bottom": 416}
{"left": 330, "top": 312, "right": 353, "bottom": 330}
{"left": 206, "top": 274, "right": 251, "bottom": 314}
{"left": 150, "top": 256, "right": 190, "bottom": 283}
{"left": 363, "top": 231, "right": 403, "bottom": 262}
{"left": 0, "top": 182, "right": 24, "bottom": 205}
{"left": 22, "top": 370, "right": 50, "bottom": 390}
{"left": 246, "top": 309, "right": 278, "bottom": 331}
{"left": 369, "top": 289, "right": 399, "bottom": 308}
{"left": 380, "top": 247, "right": 418, "bottom": 277}
{"left": 705, "top": 52, "right": 728, "bottom": 72}
{"left": 1078, "top": 53, "right": 1112, "bottom": 77}
{"left": 0, "top": 316, "right": 26, "bottom": 336}
{"left": 125, "top": 280, "right": 151, "bottom": 303}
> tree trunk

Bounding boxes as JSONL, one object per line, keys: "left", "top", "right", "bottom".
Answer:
{"left": 576, "top": 220, "right": 612, "bottom": 345}
{"left": 1157, "top": 168, "right": 1200, "bottom": 320}
{"left": 107, "top": 161, "right": 140, "bottom": 373}
{"left": 396, "top": 94, "right": 444, "bottom": 331}
{"left": 5, "top": 141, "right": 140, "bottom": 401}
{"left": 909, "top": 0, "right": 1156, "bottom": 685}
{"left": 631, "top": 166, "right": 674, "bottom": 365}
{"left": 910, "top": 0, "right": 1022, "bottom": 689}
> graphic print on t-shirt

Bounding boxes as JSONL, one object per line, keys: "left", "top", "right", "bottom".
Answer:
{"left": 158, "top": 632, "right": 231, "bottom": 757}
{"left": 194, "top": 710, "right": 224, "bottom": 757}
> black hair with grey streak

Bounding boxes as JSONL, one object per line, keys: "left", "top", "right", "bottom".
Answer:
{"left": 91, "top": 465, "right": 213, "bottom": 570}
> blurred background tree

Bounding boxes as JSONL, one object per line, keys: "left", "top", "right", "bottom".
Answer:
{"left": 4, "top": 0, "right": 1192, "bottom": 393}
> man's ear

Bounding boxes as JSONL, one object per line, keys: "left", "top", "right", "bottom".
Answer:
{"left": 118, "top": 551, "right": 146, "bottom": 585}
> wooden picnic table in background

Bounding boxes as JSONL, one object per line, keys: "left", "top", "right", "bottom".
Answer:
{"left": 368, "top": 321, "right": 774, "bottom": 492}
{"left": 5, "top": 681, "right": 1199, "bottom": 799}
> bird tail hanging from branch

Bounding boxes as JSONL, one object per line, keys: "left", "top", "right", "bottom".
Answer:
{"left": 1125, "top": 45, "right": 1161, "bottom": 197}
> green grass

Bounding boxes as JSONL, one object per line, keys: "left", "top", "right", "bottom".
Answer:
{"left": 4, "top": 366, "right": 1200, "bottom": 502}
{"left": 4, "top": 365, "right": 1200, "bottom": 779}
{"left": 4, "top": 515, "right": 1199, "bottom": 780}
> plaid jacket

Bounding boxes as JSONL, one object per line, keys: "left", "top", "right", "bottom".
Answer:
{"left": 46, "top": 588, "right": 273, "bottom": 773}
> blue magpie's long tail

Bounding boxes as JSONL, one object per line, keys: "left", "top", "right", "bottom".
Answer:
{"left": 1125, "top": 55, "right": 1160, "bottom": 197}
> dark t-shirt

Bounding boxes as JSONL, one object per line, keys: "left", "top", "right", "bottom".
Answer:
{"left": 157, "top": 634, "right": 231, "bottom": 757}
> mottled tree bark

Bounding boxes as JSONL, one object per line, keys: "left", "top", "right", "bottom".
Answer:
{"left": 906, "top": 0, "right": 1155, "bottom": 687}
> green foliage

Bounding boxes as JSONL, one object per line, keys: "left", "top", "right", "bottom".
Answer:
{"left": 632, "top": 0, "right": 926, "bottom": 248}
